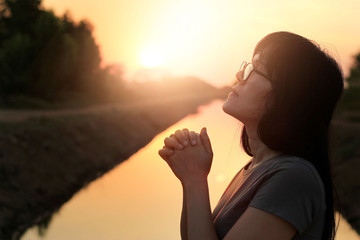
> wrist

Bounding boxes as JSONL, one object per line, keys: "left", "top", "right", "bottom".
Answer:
{"left": 181, "top": 175, "right": 208, "bottom": 189}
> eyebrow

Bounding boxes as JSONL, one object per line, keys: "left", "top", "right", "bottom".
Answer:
{"left": 252, "top": 59, "right": 263, "bottom": 67}
{"left": 252, "top": 59, "right": 267, "bottom": 71}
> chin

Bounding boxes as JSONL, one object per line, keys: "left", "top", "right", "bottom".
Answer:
{"left": 222, "top": 100, "right": 247, "bottom": 123}
{"left": 222, "top": 100, "right": 236, "bottom": 118}
{"left": 222, "top": 100, "right": 231, "bottom": 114}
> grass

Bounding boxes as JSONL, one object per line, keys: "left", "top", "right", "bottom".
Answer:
{"left": 1, "top": 86, "right": 359, "bottom": 238}
{"left": 0, "top": 93, "right": 129, "bottom": 110}
{"left": 330, "top": 122, "right": 360, "bottom": 235}
{"left": 0, "top": 95, "right": 218, "bottom": 239}
{"left": 330, "top": 87, "right": 360, "bottom": 235}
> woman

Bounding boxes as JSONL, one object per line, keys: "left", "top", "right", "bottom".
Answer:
{"left": 158, "top": 31, "right": 344, "bottom": 240}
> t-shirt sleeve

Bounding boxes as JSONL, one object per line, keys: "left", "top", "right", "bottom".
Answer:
{"left": 248, "top": 162, "right": 324, "bottom": 233}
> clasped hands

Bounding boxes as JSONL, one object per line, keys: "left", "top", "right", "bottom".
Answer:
{"left": 158, "top": 127, "right": 213, "bottom": 184}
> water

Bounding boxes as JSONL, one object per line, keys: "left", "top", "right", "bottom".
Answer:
{"left": 22, "top": 100, "right": 359, "bottom": 240}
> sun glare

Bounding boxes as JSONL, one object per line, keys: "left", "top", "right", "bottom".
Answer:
{"left": 140, "top": 48, "right": 164, "bottom": 68}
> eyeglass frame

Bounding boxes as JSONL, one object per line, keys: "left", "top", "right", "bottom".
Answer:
{"left": 237, "top": 61, "right": 272, "bottom": 82}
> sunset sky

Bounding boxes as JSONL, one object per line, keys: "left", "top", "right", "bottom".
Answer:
{"left": 43, "top": 0, "right": 360, "bottom": 87}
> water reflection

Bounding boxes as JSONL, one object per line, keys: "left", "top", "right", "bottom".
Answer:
{"left": 22, "top": 100, "right": 359, "bottom": 240}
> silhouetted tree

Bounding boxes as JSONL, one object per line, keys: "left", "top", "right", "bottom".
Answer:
{"left": 0, "top": 0, "right": 125, "bottom": 105}
{"left": 347, "top": 53, "right": 360, "bottom": 88}
{"left": 336, "top": 52, "right": 360, "bottom": 111}
{"left": 3, "top": 0, "right": 41, "bottom": 36}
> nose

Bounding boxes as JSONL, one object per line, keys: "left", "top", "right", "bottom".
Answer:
{"left": 235, "top": 70, "right": 245, "bottom": 82}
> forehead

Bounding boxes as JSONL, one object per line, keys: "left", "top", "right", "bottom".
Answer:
{"left": 252, "top": 53, "right": 264, "bottom": 65}
{"left": 253, "top": 53, "right": 261, "bottom": 62}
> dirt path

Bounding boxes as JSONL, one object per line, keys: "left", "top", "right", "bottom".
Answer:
{"left": 0, "top": 96, "right": 204, "bottom": 122}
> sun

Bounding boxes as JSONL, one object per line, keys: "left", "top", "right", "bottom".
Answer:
{"left": 140, "top": 48, "right": 164, "bottom": 68}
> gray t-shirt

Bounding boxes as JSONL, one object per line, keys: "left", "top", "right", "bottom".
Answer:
{"left": 212, "top": 154, "right": 326, "bottom": 239}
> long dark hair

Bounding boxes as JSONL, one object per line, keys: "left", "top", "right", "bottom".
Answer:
{"left": 241, "top": 32, "right": 344, "bottom": 240}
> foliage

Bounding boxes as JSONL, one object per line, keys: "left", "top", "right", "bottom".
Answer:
{"left": 0, "top": 96, "right": 214, "bottom": 239}
{"left": 0, "top": 0, "right": 126, "bottom": 106}
{"left": 347, "top": 53, "right": 360, "bottom": 88}
{"left": 334, "top": 52, "right": 360, "bottom": 115}
{"left": 331, "top": 49, "right": 360, "bottom": 235}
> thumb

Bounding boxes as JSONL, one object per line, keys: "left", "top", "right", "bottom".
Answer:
{"left": 158, "top": 147, "right": 171, "bottom": 162}
{"left": 200, "top": 127, "right": 212, "bottom": 154}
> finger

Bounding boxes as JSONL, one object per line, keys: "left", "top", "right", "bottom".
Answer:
{"left": 200, "top": 127, "right": 213, "bottom": 154}
{"left": 175, "top": 130, "right": 188, "bottom": 146}
{"left": 158, "top": 148, "right": 170, "bottom": 162}
{"left": 169, "top": 134, "right": 180, "bottom": 144}
{"left": 170, "top": 134, "right": 185, "bottom": 148}
{"left": 182, "top": 128, "right": 190, "bottom": 143}
{"left": 160, "top": 146, "right": 174, "bottom": 156}
{"left": 189, "top": 131, "right": 198, "bottom": 145}
{"left": 164, "top": 137, "right": 184, "bottom": 150}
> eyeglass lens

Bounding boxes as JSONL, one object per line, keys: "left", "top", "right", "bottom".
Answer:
{"left": 247, "top": 64, "right": 255, "bottom": 80}
{"left": 240, "top": 62, "right": 253, "bottom": 81}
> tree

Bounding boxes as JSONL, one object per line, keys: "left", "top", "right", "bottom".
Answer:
{"left": 336, "top": 52, "right": 360, "bottom": 111}
{"left": 1, "top": 0, "right": 42, "bottom": 40}
{"left": 347, "top": 53, "right": 360, "bottom": 88}
{"left": 0, "top": 0, "right": 121, "bottom": 105}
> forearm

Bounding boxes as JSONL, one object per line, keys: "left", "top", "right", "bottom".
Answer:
{"left": 183, "top": 177, "right": 218, "bottom": 240}
{"left": 181, "top": 186, "right": 188, "bottom": 240}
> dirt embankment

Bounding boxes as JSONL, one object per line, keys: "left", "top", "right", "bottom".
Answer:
{"left": 330, "top": 119, "right": 360, "bottom": 235}
{"left": 0, "top": 95, "right": 218, "bottom": 239}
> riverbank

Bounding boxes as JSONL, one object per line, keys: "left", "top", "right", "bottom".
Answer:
{"left": 0, "top": 95, "right": 221, "bottom": 239}
{"left": 330, "top": 115, "right": 360, "bottom": 235}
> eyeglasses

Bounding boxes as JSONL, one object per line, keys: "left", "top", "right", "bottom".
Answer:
{"left": 237, "top": 61, "right": 272, "bottom": 82}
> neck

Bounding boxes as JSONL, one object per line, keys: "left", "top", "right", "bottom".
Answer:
{"left": 245, "top": 122, "right": 282, "bottom": 167}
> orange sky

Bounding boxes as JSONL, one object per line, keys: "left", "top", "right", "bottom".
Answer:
{"left": 43, "top": 0, "right": 360, "bottom": 87}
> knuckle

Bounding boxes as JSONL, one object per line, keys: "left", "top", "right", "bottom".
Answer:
{"left": 164, "top": 138, "right": 172, "bottom": 145}
{"left": 175, "top": 131, "right": 184, "bottom": 139}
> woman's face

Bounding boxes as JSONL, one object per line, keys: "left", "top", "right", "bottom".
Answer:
{"left": 222, "top": 53, "right": 273, "bottom": 125}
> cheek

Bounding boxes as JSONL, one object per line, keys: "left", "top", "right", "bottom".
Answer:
{"left": 249, "top": 88, "right": 273, "bottom": 115}
{"left": 251, "top": 90, "right": 269, "bottom": 108}
{"left": 222, "top": 84, "right": 273, "bottom": 122}
{"left": 249, "top": 80, "right": 273, "bottom": 107}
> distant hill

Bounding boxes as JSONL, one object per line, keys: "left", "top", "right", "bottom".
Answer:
{"left": 128, "top": 76, "right": 230, "bottom": 100}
